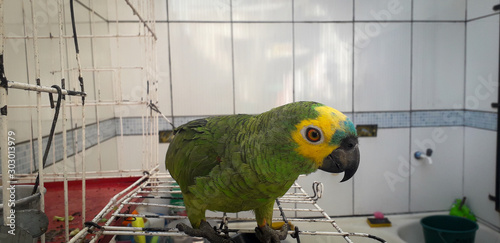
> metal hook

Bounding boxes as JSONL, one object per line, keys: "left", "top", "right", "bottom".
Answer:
{"left": 310, "top": 181, "right": 323, "bottom": 201}
{"left": 291, "top": 226, "right": 301, "bottom": 243}
{"left": 217, "top": 212, "right": 230, "bottom": 238}
{"left": 48, "top": 92, "right": 55, "bottom": 109}
{"left": 48, "top": 85, "right": 63, "bottom": 109}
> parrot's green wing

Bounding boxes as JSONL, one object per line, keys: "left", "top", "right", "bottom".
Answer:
{"left": 167, "top": 118, "right": 216, "bottom": 192}
{"left": 166, "top": 115, "right": 256, "bottom": 228}
{"left": 166, "top": 115, "right": 252, "bottom": 193}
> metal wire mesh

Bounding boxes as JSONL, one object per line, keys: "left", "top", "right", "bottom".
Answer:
{"left": 69, "top": 169, "right": 386, "bottom": 243}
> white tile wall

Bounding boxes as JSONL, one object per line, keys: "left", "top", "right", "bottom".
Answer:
{"left": 465, "top": 15, "right": 499, "bottom": 112}
{"left": 233, "top": 23, "right": 293, "bottom": 114}
{"left": 5, "top": 107, "right": 36, "bottom": 142}
{"left": 156, "top": 0, "right": 168, "bottom": 21}
{"left": 412, "top": 23, "right": 465, "bottom": 110}
{"left": 470, "top": 52, "right": 498, "bottom": 204}
{"left": 156, "top": 23, "right": 173, "bottom": 117}
{"left": 93, "top": 22, "right": 115, "bottom": 121}
{"left": 4, "top": 0, "right": 24, "bottom": 25}
{"left": 168, "top": 0, "right": 230, "bottom": 21}
{"left": 170, "top": 23, "right": 234, "bottom": 116}
{"left": 413, "top": 0, "right": 466, "bottom": 21}
{"left": 4, "top": 1, "right": 34, "bottom": 142}
{"left": 107, "top": 0, "right": 135, "bottom": 21}
{"left": 294, "top": 23, "right": 353, "bottom": 112}
{"left": 48, "top": 136, "right": 119, "bottom": 174}
{"left": 294, "top": 0, "right": 353, "bottom": 21}
{"left": 101, "top": 137, "right": 129, "bottom": 174}
{"left": 110, "top": 23, "right": 149, "bottom": 118}
{"left": 232, "top": 0, "right": 292, "bottom": 21}
{"left": 159, "top": 143, "right": 170, "bottom": 173}
{"left": 354, "top": 128, "right": 410, "bottom": 214}
{"left": 354, "top": 0, "right": 412, "bottom": 21}
{"left": 464, "top": 128, "right": 500, "bottom": 227}
{"left": 467, "top": 0, "right": 500, "bottom": 20}
{"left": 410, "top": 127, "right": 464, "bottom": 212}
{"left": 354, "top": 23, "right": 411, "bottom": 112}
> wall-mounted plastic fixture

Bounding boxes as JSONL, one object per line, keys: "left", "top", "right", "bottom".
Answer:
{"left": 414, "top": 149, "right": 433, "bottom": 164}
{"left": 356, "top": 124, "right": 378, "bottom": 137}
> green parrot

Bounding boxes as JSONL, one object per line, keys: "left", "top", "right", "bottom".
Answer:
{"left": 165, "top": 101, "right": 360, "bottom": 242}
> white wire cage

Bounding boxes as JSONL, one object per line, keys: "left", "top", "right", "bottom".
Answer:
{"left": 1, "top": 0, "right": 161, "bottom": 242}
{"left": 0, "top": 1, "right": 387, "bottom": 242}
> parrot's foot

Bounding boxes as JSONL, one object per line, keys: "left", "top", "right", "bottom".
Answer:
{"left": 255, "top": 223, "right": 288, "bottom": 243}
{"left": 271, "top": 221, "right": 294, "bottom": 231}
{"left": 177, "top": 221, "right": 233, "bottom": 243}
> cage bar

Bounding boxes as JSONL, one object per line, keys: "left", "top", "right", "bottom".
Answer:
{"left": 72, "top": 170, "right": 387, "bottom": 243}
{"left": 0, "top": 0, "right": 9, "bottom": 225}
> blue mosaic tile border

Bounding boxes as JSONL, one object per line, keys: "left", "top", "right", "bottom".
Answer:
{"left": 354, "top": 112, "right": 410, "bottom": 128}
{"left": 114, "top": 117, "right": 175, "bottom": 135}
{"left": 411, "top": 110, "right": 465, "bottom": 127}
{"left": 464, "top": 110, "right": 498, "bottom": 131}
{"left": 114, "top": 110, "right": 497, "bottom": 132}
{"left": 173, "top": 116, "right": 205, "bottom": 127}
{"left": 1, "top": 110, "right": 496, "bottom": 174}
{"left": 0, "top": 118, "right": 117, "bottom": 174}
{"left": 354, "top": 110, "right": 496, "bottom": 130}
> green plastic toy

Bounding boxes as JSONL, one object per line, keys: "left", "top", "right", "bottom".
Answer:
{"left": 169, "top": 182, "right": 186, "bottom": 216}
{"left": 450, "top": 197, "right": 476, "bottom": 222}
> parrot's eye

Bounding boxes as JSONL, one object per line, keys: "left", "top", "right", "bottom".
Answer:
{"left": 307, "top": 128, "right": 321, "bottom": 141}
{"left": 301, "top": 125, "right": 324, "bottom": 144}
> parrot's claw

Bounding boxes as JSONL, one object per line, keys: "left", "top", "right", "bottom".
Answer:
{"left": 255, "top": 223, "right": 288, "bottom": 243}
{"left": 177, "top": 221, "right": 233, "bottom": 243}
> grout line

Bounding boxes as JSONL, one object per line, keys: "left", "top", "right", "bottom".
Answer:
{"left": 291, "top": 0, "right": 296, "bottom": 216}
{"left": 351, "top": 0, "right": 356, "bottom": 117}
{"left": 230, "top": 0, "right": 236, "bottom": 114}
{"left": 462, "top": 0, "right": 468, "bottom": 199}
{"left": 292, "top": 0, "right": 295, "bottom": 102}
{"left": 351, "top": 0, "right": 356, "bottom": 216}
{"left": 21, "top": 0, "right": 37, "bottom": 175}
{"left": 408, "top": 0, "right": 414, "bottom": 213}
{"left": 121, "top": 20, "right": 469, "bottom": 24}
{"left": 466, "top": 12, "right": 500, "bottom": 22}
{"left": 465, "top": 0, "right": 468, "bottom": 21}
{"left": 165, "top": 0, "right": 175, "bottom": 122}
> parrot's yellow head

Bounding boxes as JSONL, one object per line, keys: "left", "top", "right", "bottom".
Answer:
{"left": 291, "top": 104, "right": 359, "bottom": 182}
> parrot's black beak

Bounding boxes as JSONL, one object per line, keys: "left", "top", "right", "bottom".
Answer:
{"left": 319, "top": 136, "right": 360, "bottom": 182}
